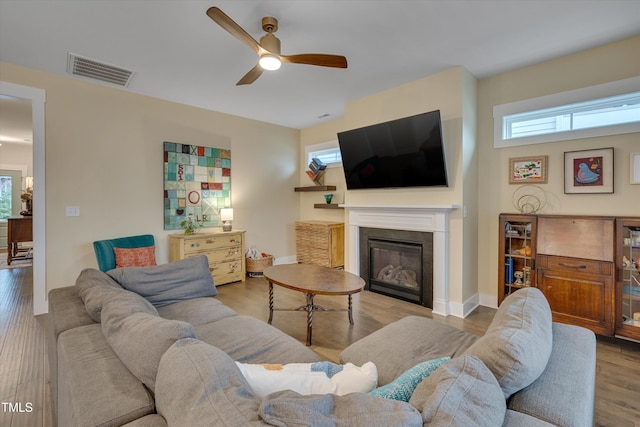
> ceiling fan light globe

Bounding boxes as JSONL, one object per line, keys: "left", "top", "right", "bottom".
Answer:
{"left": 259, "top": 55, "right": 281, "bottom": 71}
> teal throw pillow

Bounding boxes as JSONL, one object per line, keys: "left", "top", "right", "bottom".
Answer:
{"left": 369, "top": 356, "right": 451, "bottom": 402}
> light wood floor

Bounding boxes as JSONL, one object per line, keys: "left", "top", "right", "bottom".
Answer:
{"left": 1, "top": 268, "right": 639, "bottom": 426}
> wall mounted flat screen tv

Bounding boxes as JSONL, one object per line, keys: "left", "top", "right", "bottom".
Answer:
{"left": 337, "top": 110, "right": 448, "bottom": 190}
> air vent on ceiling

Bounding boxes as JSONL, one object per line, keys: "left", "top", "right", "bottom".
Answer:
{"left": 67, "top": 53, "right": 135, "bottom": 87}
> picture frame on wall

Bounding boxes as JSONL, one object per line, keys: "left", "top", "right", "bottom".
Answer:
{"left": 509, "top": 155, "right": 548, "bottom": 184}
{"left": 631, "top": 152, "right": 640, "bottom": 185}
{"left": 564, "top": 147, "right": 614, "bottom": 194}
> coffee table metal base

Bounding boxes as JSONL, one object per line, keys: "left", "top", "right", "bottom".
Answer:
{"left": 267, "top": 282, "right": 354, "bottom": 346}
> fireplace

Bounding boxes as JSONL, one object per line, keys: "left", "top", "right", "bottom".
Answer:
{"left": 360, "top": 227, "right": 433, "bottom": 307}
{"left": 342, "top": 204, "right": 457, "bottom": 316}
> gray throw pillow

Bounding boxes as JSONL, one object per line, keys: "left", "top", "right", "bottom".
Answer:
{"left": 75, "top": 268, "right": 125, "bottom": 322}
{"left": 107, "top": 255, "right": 216, "bottom": 307}
{"left": 409, "top": 355, "right": 506, "bottom": 426}
{"left": 463, "top": 287, "right": 552, "bottom": 398}
{"left": 101, "top": 295, "right": 195, "bottom": 392}
{"left": 259, "top": 390, "right": 422, "bottom": 427}
{"left": 155, "top": 338, "right": 265, "bottom": 426}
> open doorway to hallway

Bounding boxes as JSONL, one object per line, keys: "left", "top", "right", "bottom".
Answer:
{"left": 0, "top": 96, "right": 33, "bottom": 266}
{"left": 0, "top": 81, "right": 46, "bottom": 315}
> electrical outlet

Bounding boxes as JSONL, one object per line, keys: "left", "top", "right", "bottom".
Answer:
{"left": 66, "top": 206, "right": 80, "bottom": 217}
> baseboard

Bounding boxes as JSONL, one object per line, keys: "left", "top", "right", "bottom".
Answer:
{"left": 448, "top": 293, "right": 480, "bottom": 318}
{"left": 478, "top": 292, "right": 498, "bottom": 309}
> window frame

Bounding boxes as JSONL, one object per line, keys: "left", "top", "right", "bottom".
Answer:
{"left": 305, "top": 140, "right": 342, "bottom": 169}
{"left": 494, "top": 76, "right": 640, "bottom": 148}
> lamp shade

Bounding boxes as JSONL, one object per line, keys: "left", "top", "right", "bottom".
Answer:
{"left": 220, "top": 208, "right": 234, "bottom": 222}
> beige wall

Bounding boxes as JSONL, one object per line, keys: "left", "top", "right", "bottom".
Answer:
{"left": 2, "top": 34, "right": 637, "bottom": 310}
{"left": 301, "top": 37, "right": 640, "bottom": 314}
{"left": 0, "top": 62, "right": 301, "bottom": 292}
{"left": 300, "top": 67, "right": 480, "bottom": 315}
{"left": 477, "top": 36, "right": 640, "bottom": 307}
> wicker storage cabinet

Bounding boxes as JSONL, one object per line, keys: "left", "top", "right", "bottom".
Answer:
{"left": 295, "top": 221, "right": 344, "bottom": 268}
{"left": 169, "top": 230, "right": 245, "bottom": 285}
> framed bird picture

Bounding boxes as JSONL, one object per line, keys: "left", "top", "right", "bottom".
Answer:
{"left": 564, "top": 147, "right": 614, "bottom": 194}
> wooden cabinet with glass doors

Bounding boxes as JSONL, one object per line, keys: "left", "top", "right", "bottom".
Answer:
{"left": 616, "top": 218, "right": 640, "bottom": 342}
{"left": 498, "top": 214, "right": 537, "bottom": 304}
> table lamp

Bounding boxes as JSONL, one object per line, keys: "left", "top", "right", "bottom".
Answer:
{"left": 221, "top": 208, "right": 234, "bottom": 231}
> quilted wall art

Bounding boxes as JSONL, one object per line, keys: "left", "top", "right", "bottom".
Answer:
{"left": 163, "top": 141, "right": 231, "bottom": 230}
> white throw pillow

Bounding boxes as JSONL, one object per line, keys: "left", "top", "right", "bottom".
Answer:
{"left": 235, "top": 361, "right": 378, "bottom": 398}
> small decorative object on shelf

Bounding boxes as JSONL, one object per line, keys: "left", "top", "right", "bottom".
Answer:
{"left": 324, "top": 194, "right": 333, "bottom": 204}
{"left": 523, "top": 266, "right": 532, "bottom": 286}
{"left": 180, "top": 213, "right": 202, "bottom": 235}
{"left": 514, "top": 271, "right": 524, "bottom": 285}
{"left": 306, "top": 157, "right": 327, "bottom": 185}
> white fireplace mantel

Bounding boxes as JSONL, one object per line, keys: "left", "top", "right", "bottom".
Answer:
{"left": 340, "top": 204, "right": 458, "bottom": 316}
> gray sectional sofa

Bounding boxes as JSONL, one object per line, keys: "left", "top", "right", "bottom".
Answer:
{"left": 48, "top": 255, "right": 596, "bottom": 426}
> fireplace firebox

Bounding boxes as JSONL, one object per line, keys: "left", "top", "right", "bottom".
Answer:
{"left": 359, "top": 227, "right": 433, "bottom": 307}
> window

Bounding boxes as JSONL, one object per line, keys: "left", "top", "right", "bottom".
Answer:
{"left": 305, "top": 140, "right": 342, "bottom": 168}
{"left": 0, "top": 175, "right": 12, "bottom": 219}
{"left": 0, "top": 170, "right": 23, "bottom": 219}
{"left": 494, "top": 77, "right": 640, "bottom": 148}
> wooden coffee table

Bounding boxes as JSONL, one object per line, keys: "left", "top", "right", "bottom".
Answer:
{"left": 263, "top": 264, "right": 365, "bottom": 345}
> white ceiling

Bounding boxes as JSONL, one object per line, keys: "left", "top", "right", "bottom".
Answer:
{"left": 1, "top": 0, "right": 639, "bottom": 141}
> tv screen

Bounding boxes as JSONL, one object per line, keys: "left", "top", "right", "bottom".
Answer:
{"left": 337, "top": 110, "right": 448, "bottom": 190}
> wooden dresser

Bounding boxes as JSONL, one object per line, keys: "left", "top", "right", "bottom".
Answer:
{"left": 169, "top": 230, "right": 245, "bottom": 285}
{"left": 7, "top": 216, "right": 33, "bottom": 265}
{"left": 295, "top": 221, "right": 344, "bottom": 268}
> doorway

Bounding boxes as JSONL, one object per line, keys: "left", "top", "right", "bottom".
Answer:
{"left": 0, "top": 81, "right": 46, "bottom": 315}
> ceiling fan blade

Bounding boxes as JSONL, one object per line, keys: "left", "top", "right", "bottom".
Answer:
{"left": 206, "top": 7, "right": 265, "bottom": 55}
{"left": 281, "top": 54, "right": 348, "bottom": 68}
{"left": 236, "top": 65, "right": 263, "bottom": 85}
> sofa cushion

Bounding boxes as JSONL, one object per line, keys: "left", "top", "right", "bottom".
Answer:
{"left": 503, "top": 410, "right": 556, "bottom": 426}
{"left": 507, "top": 322, "right": 596, "bottom": 427}
{"left": 101, "top": 295, "right": 195, "bottom": 392}
{"left": 340, "top": 316, "right": 478, "bottom": 385}
{"left": 155, "top": 338, "right": 266, "bottom": 426}
{"left": 107, "top": 255, "right": 217, "bottom": 307}
{"left": 463, "top": 287, "right": 552, "bottom": 398}
{"left": 156, "top": 297, "right": 237, "bottom": 326}
{"left": 75, "top": 268, "right": 125, "bottom": 322}
{"left": 195, "top": 315, "right": 321, "bottom": 364}
{"left": 57, "top": 324, "right": 155, "bottom": 427}
{"left": 369, "top": 356, "right": 450, "bottom": 402}
{"left": 259, "top": 390, "right": 422, "bottom": 427}
{"left": 122, "top": 414, "right": 168, "bottom": 427}
{"left": 409, "top": 355, "right": 506, "bottom": 426}
{"left": 114, "top": 245, "right": 157, "bottom": 268}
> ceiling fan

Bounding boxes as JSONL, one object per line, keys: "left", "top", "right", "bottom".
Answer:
{"left": 206, "top": 6, "right": 348, "bottom": 85}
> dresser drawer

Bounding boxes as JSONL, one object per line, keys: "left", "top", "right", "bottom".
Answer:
{"left": 211, "top": 260, "right": 244, "bottom": 285}
{"left": 537, "top": 254, "right": 613, "bottom": 276}
{"left": 182, "top": 235, "right": 242, "bottom": 254}
{"left": 169, "top": 231, "right": 246, "bottom": 285}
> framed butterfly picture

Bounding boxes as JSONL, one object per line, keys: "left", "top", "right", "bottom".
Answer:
{"left": 564, "top": 147, "right": 614, "bottom": 194}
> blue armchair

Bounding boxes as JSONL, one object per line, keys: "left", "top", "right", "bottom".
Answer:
{"left": 93, "top": 234, "right": 155, "bottom": 272}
